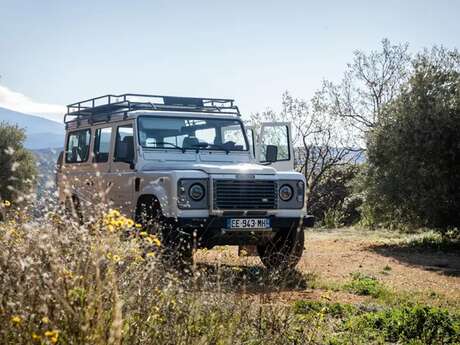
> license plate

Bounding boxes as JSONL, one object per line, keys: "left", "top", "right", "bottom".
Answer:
{"left": 226, "top": 218, "right": 271, "bottom": 229}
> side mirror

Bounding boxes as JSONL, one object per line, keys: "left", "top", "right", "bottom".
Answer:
{"left": 265, "top": 145, "right": 278, "bottom": 163}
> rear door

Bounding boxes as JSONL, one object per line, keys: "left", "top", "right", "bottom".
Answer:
{"left": 106, "top": 122, "right": 136, "bottom": 215}
{"left": 91, "top": 125, "right": 114, "bottom": 208}
{"left": 62, "top": 128, "right": 93, "bottom": 216}
{"left": 257, "top": 122, "right": 294, "bottom": 171}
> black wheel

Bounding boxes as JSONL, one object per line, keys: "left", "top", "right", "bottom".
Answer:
{"left": 257, "top": 226, "right": 304, "bottom": 270}
{"left": 136, "top": 196, "right": 193, "bottom": 268}
{"left": 162, "top": 232, "right": 194, "bottom": 268}
{"left": 135, "top": 197, "right": 164, "bottom": 234}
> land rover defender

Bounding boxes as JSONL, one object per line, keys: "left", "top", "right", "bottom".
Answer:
{"left": 57, "top": 94, "right": 313, "bottom": 269}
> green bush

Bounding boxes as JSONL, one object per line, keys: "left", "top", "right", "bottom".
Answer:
{"left": 352, "top": 305, "right": 460, "bottom": 344}
{"left": 293, "top": 300, "right": 357, "bottom": 318}
{"left": 344, "top": 273, "right": 388, "bottom": 298}
{"left": 0, "top": 122, "right": 36, "bottom": 204}
{"left": 366, "top": 48, "right": 460, "bottom": 229}
{"left": 308, "top": 164, "right": 364, "bottom": 226}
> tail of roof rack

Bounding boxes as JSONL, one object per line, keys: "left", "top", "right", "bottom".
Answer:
{"left": 64, "top": 93, "right": 240, "bottom": 124}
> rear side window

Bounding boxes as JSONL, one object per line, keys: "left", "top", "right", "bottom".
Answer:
{"left": 93, "top": 127, "right": 112, "bottom": 163}
{"left": 66, "top": 129, "right": 91, "bottom": 163}
{"left": 114, "top": 125, "right": 134, "bottom": 162}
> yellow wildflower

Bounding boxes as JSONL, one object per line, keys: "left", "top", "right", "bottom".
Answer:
{"left": 10, "top": 315, "right": 21, "bottom": 325}
{"left": 146, "top": 252, "right": 155, "bottom": 258}
{"left": 31, "top": 332, "right": 41, "bottom": 340}
{"left": 2, "top": 200, "right": 11, "bottom": 207}
{"left": 126, "top": 219, "right": 134, "bottom": 227}
{"left": 112, "top": 255, "right": 121, "bottom": 263}
{"left": 44, "top": 330, "right": 59, "bottom": 342}
{"left": 149, "top": 235, "right": 161, "bottom": 247}
{"left": 41, "top": 316, "right": 50, "bottom": 324}
{"left": 140, "top": 231, "right": 148, "bottom": 237}
{"left": 135, "top": 223, "right": 142, "bottom": 228}
{"left": 109, "top": 209, "right": 120, "bottom": 217}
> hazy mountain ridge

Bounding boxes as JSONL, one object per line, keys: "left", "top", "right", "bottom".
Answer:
{"left": 0, "top": 106, "right": 64, "bottom": 149}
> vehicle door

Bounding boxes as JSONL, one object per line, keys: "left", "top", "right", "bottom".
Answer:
{"left": 61, "top": 127, "right": 93, "bottom": 216}
{"left": 90, "top": 125, "right": 114, "bottom": 209}
{"left": 257, "top": 122, "right": 294, "bottom": 171}
{"left": 106, "top": 122, "right": 136, "bottom": 215}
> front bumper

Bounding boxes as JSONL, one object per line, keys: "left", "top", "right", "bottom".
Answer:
{"left": 168, "top": 214, "right": 314, "bottom": 248}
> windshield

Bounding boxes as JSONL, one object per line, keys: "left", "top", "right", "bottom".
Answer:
{"left": 138, "top": 116, "right": 249, "bottom": 152}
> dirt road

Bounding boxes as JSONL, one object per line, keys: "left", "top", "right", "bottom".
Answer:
{"left": 195, "top": 228, "right": 460, "bottom": 305}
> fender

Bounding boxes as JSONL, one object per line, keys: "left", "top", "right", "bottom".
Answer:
{"left": 137, "top": 176, "right": 174, "bottom": 217}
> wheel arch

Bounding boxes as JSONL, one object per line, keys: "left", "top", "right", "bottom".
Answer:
{"left": 135, "top": 194, "right": 162, "bottom": 221}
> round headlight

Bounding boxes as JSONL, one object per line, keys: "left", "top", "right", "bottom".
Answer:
{"left": 279, "top": 184, "right": 293, "bottom": 201}
{"left": 189, "top": 183, "right": 205, "bottom": 201}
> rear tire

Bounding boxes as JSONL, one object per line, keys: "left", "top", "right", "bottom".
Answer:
{"left": 65, "top": 196, "right": 83, "bottom": 224}
{"left": 257, "top": 226, "right": 304, "bottom": 270}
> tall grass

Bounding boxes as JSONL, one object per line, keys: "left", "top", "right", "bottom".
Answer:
{"left": 0, "top": 209, "right": 324, "bottom": 345}
{"left": 1, "top": 208, "right": 459, "bottom": 344}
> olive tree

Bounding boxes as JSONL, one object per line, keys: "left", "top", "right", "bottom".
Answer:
{"left": 367, "top": 47, "right": 460, "bottom": 229}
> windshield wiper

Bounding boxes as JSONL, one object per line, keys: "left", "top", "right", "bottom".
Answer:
{"left": 151, "top": 142, "right": 186, "bottom": 153}
{"left": 189, "top": 142, "right": 209, "bottom": 153}
{"left": 207, "top": 143, "right": 231, "bottom": 154}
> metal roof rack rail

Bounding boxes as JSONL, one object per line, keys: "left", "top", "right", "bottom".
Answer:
{"left": 64, "top": 93, "right": 240, "bottom": 124}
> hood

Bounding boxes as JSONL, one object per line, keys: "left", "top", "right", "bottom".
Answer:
{"left": 141, "top": 162, "right": 277, "bottom": 175}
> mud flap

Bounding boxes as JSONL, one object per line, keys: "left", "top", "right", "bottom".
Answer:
{"left": 302, "top": 215, "right": 315, "bottom": 229}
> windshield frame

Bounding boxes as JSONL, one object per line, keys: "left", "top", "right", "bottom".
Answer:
{"left": 136, "top": 114, "right": 250, "bottom": 153}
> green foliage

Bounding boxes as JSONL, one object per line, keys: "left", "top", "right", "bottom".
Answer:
{"left": 349, "top": 305, "right": 460, "bottom": 344}
{"left": 398, "top": 230, "right": 460, "bottom": 252}
{"left": 366, "top": 48, "right": 460, "bottom": 229}
{"left": 293, "top": 300, "right": 357, "bottom": 318}
{"left": 308, "top": 164, "right": 364, "bottom": 226}
{"left": 294, "top": 299, "right": 460, "bottom": 345}
{"left": 0, "top": 122, "right": 36, "bottom": 203}
{"left": 344, "top": 272, "right": 389, "bottom": 298}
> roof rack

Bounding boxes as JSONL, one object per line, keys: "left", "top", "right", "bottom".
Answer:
{"left": 64, "top": 93, "right": 240, "bottom": 124}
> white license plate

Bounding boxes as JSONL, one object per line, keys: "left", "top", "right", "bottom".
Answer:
{"left": 226, "top": 218, "right": 271, "bottom": 229}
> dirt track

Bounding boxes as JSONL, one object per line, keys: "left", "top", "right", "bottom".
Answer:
{"left": 195, "top": 228, "right": 460, "bottom": 305}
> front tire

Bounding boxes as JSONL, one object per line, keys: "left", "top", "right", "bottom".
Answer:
{"left": 257, "top": 226, "right": 304, "bottom": 270}
{"left": 136, "top": 196, "right": 193, "bottom": 268}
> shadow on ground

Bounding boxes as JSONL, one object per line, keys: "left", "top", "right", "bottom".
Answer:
{"left": 368, "top": 242, "right": 460, "bottom": 277}
{"left": 191, "top": 262, "right": 315, "bottom": 293}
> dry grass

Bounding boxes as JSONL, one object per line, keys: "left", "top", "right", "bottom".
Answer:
{"left": 0, "top": 209, "right": 333, "bottom": 345}
{"left": 1, "top": 209, "right": 459, "bottom": 344}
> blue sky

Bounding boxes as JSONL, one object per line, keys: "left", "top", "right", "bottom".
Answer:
{"left": 0, "top": 0, "right": 459, "bottom": 122}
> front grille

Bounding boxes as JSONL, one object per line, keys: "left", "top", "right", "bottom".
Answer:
{"left": 213, "top": 180, "right": 277, "bottom": 209}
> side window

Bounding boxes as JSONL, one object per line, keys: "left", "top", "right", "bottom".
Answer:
{"left": 65, "top": 129, "right": 91, "bottom": 163}
{"left": 114, "top": 125, "right": 134, "bottom": 162}
{"left": 260, "top": 125, "right": 290, "bottom": 162}
{"left": 93, "top": 127, "right": 112, "bottom": 163}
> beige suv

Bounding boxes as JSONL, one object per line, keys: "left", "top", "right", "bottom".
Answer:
{"left": 57, "top": 94, "right": 313, "bottom": 268}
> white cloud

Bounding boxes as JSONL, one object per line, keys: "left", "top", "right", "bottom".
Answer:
{"left": 0, "top": 84, "right": 66, "bottom": 122}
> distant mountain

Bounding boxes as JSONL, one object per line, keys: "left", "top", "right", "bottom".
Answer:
{"left": 0, "top": 106, "right": 64, "bottom": 149}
